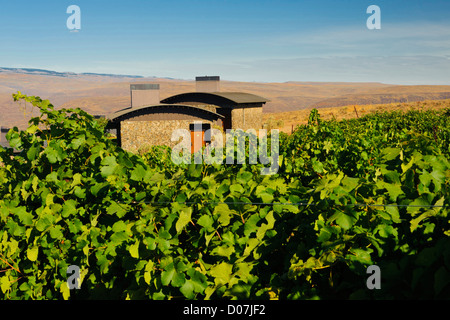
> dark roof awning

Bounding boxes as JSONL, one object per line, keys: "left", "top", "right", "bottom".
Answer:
{"left": 107, "top": 103, "right": 225, "bottom": 123}
{"left": 160, "top": 92, "right": 269, "bottom": 107}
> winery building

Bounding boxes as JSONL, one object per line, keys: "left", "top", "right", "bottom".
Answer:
{"left": 106, "top": 76, "right": 269, "bottom": 153}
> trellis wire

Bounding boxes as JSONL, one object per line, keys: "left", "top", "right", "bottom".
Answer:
{"left": 125, "top": 201, "right": 449, "bottom": 208}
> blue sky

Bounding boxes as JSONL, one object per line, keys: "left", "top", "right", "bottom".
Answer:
{"left": 0, "top": 0, "right": 449, "bottom": 84}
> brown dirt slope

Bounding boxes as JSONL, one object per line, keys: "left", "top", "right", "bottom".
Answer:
{"left": 263, "top": 99, "right": 450, "bottom": 134}
{"left": 312, "top": 85, "right": 450, "bottom": 108}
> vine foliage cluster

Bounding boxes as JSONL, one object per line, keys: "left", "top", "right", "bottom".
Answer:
{"left": 0, "top": 93, "right": 449, "bottom": 299}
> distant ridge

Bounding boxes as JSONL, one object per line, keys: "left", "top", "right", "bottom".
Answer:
{"left": 2, "top": 67, "right": 450, "bottom": 130}
{"left": 0, "top": 67, "right": 144, "bottom": 79}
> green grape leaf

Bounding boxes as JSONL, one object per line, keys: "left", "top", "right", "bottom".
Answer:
{"left": 27, "top": 246, "right": 39, "bottom": 262}
{"left": 210, "top": 262, "right": 233, "bottom": 287}
{"left": 176, "top": 208, "right": 192, "bottom": 233}
{"left": 129, "top": 240, "right": 140, "bottom": 259}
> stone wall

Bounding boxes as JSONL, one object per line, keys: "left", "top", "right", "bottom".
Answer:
{"left": 172, "top": 103, "right": 218, "bottom": 113}
{"left": 231, "top": 107, "right": 263, "bottom": 131}
{"left": 121, "top": 120, "right": 214, "bottom": 152}
{"left": 118, "top": 105, "right": 263, "bottom": 153}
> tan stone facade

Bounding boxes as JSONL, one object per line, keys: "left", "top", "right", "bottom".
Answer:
{"left": 107, "top": 85, "right": 268, "bottom": 153}
{"left": 121, "top": 119, "right": 214, "bottom": 152}
{"left": 231, "top": 107, "right": 263, "bottom": 131}
{"left": 116, "top": 106, "right": 263, "bottom": 152}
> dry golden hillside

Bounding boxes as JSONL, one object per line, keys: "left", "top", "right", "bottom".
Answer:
{"left": 263, "top": 99, "right": 450, "bottom": 134}
{"left": 312, "top": 86, "right": 450, "bottom": 108}
{"left": 2, "top": 69, "right": 450, "bottom": 131}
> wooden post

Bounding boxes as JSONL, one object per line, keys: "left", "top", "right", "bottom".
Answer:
{"left": 354, "top": 106, "right": 359, "bottom": 118}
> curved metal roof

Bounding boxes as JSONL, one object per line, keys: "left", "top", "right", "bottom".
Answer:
{"left": 107, "top": 103, "right": 225, "bottom": 122}
{"left": 160, "top": 92, "right": 269, "bottom": 106}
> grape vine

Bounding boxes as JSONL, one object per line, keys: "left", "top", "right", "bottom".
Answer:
{"left": 0, "top": 93, "right": 449, "bottom": 300}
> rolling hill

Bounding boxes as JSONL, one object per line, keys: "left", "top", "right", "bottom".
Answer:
{"left": 312, "top": 85, "right": 450, "bottom": 108}
{"left": 263, "top": 99, "right": 450, "bottom": 134}
{"left": 1, "top": 67, "right": 450, "bottom": 131}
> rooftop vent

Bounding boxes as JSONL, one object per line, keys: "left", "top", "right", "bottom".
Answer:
{"left": 196, "top": 76, "right": 220, "bottom": 93}
{"left": 130, "top": 83, "right": 160, "bottom": 108}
